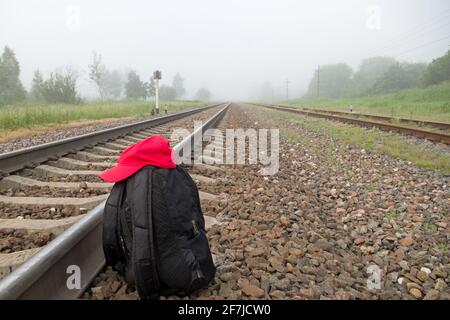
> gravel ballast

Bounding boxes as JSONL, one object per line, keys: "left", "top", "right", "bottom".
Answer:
{"left": 83, "top": 104, "right": 449, "bottom": 300}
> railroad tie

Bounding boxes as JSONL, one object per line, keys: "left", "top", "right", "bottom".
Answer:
{"left": 33, "top": 165, "right": 102, "bottom": 178}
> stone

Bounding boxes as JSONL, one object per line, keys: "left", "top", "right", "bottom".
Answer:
{"left": 280, "top": 215, "right": 289, "bottom": 226}
{"left": 241, "top": 284, "right": 265, "bottom": 298}
{"left": 337, "top": 239, "right": 347, "bottom": 249}
{"left": 79, "top": 181, "right": 88, "bottom": 189}
{"left": 269, "top": 290, "right": 286, "bottom": 299}
{"left": 416, "top": 271, "right": 428, "bottom": 282}
{"left": 406, "top": 282, "right": 421, "bottom": 290}
{"left": 111, "top": 281, "right": 121, "bottom": 293}
{"left": 288, "top": 248, "right": 303, "bottom": 256}
{"left": 335, "top": 289, "right": 350, "bottom": 300}
{"left": 399, "top": 237, "right": 414, "bottom": 247}
{"left": 91, "top": 287, "right": 104, "bottom": 300}
{"left": 409, "top": 288, "right": 422, "bottom": 299}
{"left": 423, "top": 289, "right": 440, "bottom": 300}
{"left": 420, "top": 267, "right": 431, "bottom": 275}
{"left": 219, "top": 272, "right": 235, "bottom": 282}
{"left": 249, "top": 248, "right": 265, "bottom": 257}
{"left": 435, "top": 279, "right": 446, "bottom": 291}
{"left": 399, "top": 260, "right": 409, "bottom": 271}
{"left": 315, "top": 239, "right": 332, "bottom": 251}
{"left": 307, "top": 244, "right": 320, "bottom": 254}
{"left": 354, "top": 238, "right": 365, "bottom": 245}
{"left": 286, "top": 255, "right": 298, "bottom": 265}
{"left": 219, "top": 282, "right": 234, "bottom": 296}
{"left": 299, "top": 288, "right": 315, "bottom": 299}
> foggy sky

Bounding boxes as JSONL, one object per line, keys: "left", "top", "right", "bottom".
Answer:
{"left": 1, "top": 0, "right": 449, "bottom": 100}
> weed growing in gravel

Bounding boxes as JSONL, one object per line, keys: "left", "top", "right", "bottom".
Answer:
{"left": 385, "top": 211, "right": 396, "bottom": 222}
{"left": 365, "top": 137, "right": 375, "bottom": 150}
{"left": 436, "top": 243, "right": 448, "bottom": 251}
{"left": 364, "top": 183, "right": 374, "bottom": 192}
{"left": 422, "top": 223, "right": 438, "bottom": 234}
{"left": 270, "top": 110, "right": 450, "bottom": 175}
{"left": 324, "top": 142, "right": 335, "bottom": 165}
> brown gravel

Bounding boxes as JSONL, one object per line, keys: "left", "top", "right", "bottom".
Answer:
{"left": 0, "top": 186, "right": 109, "bottom": 198}
{"left": 0, "top": 229, "right": 54, "bottom": 253}
{"left": 0, "top": 203, "right": 88, "bottom": 219}
{"left": 83, "top": 103, "right": 449, "bottom": 300}
{"left": 0, "top": 118, "right": 143, "bottom": 154}
{"left": 17, "top": 170, "right": 105, "bottom": 183}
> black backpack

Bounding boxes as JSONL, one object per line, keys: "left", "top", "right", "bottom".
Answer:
{"left": 102, "top": 165, "right": 216, "bottom": 300}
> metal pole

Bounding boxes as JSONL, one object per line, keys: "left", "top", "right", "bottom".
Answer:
{"left": 155, "top": 78, "right": 160, "bottom": 114}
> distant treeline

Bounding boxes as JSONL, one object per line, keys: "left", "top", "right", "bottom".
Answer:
{"left": 0, "top": 47, "right": 212, "bottom": 106}
{"left": 304, "top": 51, "right": 450, "bottom": 99}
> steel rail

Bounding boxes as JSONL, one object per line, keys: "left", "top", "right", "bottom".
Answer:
{"left": 254, "top": 103, "right": 450, "bottom": 145}
{"left": 0, "top": 103, "right": 230, "bottom": 300}
{"left": 0, "top": 103, "right": 222, "bottom": 175}
{"left": 300, "top": 107, "right": 450, "bottom": 130}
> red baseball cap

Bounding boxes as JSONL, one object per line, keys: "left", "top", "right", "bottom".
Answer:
{"left": 98, "top": 135, "right": 176, "bottom": 182}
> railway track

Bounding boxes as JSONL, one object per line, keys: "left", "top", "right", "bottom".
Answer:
{"left": 301, "top": 107, "right": 450, "bottom": 131}
{"left": 0, "top": 103, "right": 230, "bottom": 299}
{"left": 254, "top": 103, "right": 450, "bottom": 145}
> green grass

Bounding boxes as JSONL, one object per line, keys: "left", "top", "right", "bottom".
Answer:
{"left": 0, "top": 100, "right": 205, "bottom": 135}
{"left": 422, "top": 223, "right": 438, "bottom": 234}
{"left": 282, "top": 81, "right": 450, "bottom": 122}
{"left": 385, "top": 211, "right": 397, "bottom": 222}
{"left": 268, "top": 109, "right": 450, "bottom": 175}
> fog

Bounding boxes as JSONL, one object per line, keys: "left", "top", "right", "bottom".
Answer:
{"left": 1, "top": 0, "right": 449, "bottom": 100}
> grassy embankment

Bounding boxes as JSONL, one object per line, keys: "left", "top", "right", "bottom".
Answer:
{"left": 266, "top": 108, "right": 450, "bottom": 175}
{"left": 0, "top": 100, "right": 205, "bottom": 140}
{"left": 283, "top": 81, "right": 450, "bottom": 123}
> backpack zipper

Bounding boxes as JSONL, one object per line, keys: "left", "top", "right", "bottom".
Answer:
{"left": 192, "top": 220, "right": 200, "bottom": 237}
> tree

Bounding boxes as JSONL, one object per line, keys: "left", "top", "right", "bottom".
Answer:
{"left": 172, "top": 73, "right": 185, "bottom": 99}
{"left": 39, "top": 68, "right": 80, "bottom": 104}
{"left": 305, "top": 63, "right": 353, "bottom": 99}
{"left": 195, "top": 87, "right": 212, "bottom": 101}
{"left": 30, "top": 69, "right": 44, "bottom": 101}
{"left": 125, "top": 70, "right": 146, "bottom": 99}
{"left": 88, "top": 52, "right": 107, "bottom": 99}
{"left": 422, "top": 50, "right": 450, "bottom": 86}
{"left": 159, "top": 85, "right": 177, "bottom": 100}
{"left": 351, "top": 56, "right": 397, "bottom": 95}
{"left": 369, "top": 62, "right": 427, "bottom": 94}
{"left": 147, "top": 77, "right": 156, "bottom": 97}
{"left": 104, "top": 69, "right": 123, "bottom": 99}
{"left": 0, "top": 46, "right": 26, "bottom": 105}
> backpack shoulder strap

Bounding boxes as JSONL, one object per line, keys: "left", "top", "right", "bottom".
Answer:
{"left": 177, "top": 165, "right": 205, "bottom": 227}
{"left": 102, "top": 181, "right": 127, "bottom": 273}
{"left": 128, "top": 167, "right": 160, "bottom": 300}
